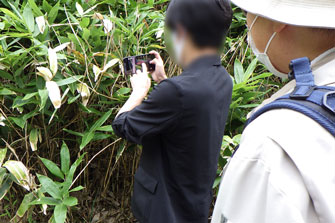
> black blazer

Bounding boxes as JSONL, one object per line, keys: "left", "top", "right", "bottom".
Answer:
{"left": 112, "top": 55, "right": 233, "bottom": 223}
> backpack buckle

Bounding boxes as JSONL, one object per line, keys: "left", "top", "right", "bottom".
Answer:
{"left": 290, "top": 86, "right": 315, "bottom": 99}
{"left": 323, "top": 91, "right": 335, "bottom": 114}
{"left": 289, "top": 57, "right": 315, "bottom": 99}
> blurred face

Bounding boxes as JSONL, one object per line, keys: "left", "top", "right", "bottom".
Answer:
{"left": 165, "top": 24, "right": 200, "bottom": 68}
{"left": 164, "top": 25, "right": 187, "bottom": 66}
{"left": 165, "top": 23, "right": 219, "bottom": 68}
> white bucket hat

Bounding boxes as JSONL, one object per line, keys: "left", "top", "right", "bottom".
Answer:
{"left": 230, "top": 0, "right": 335, "bottom": 29}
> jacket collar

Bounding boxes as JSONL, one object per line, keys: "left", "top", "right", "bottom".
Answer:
{"left": 184, "top": 54, "right": 221, "bottom": 72}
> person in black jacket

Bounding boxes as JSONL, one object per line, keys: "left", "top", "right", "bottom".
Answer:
{"left": 112, "top": 0, "right": 233, "bottom": 222}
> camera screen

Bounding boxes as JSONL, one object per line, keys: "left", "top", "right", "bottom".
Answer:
{"left": 135, "top": 54, "right": 155, "bottom": 71}
{"left": 123, "top": 54, "right": 155, "bottom": 75}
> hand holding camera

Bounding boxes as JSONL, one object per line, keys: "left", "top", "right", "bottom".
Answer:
{"left": 130, "top": 63, "right": 151, "bottom": 99}
{"left": 123, "top": 51, "right": 167, "bottom": 84}
{"left": 149, "top": 50, "right": 167, "bottom": 84}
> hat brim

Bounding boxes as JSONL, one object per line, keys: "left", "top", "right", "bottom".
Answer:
{"left": 231, "top": 0, "right": 335, "bottom": 29}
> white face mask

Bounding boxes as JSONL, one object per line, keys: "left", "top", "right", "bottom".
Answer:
{"left": 171, "top": 32, "right": 185, "bottom": 65}
{"left": 248, "top": 16, "right": 288, "bottom": 79}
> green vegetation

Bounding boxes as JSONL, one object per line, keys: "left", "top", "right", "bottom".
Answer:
{"left": 0, "top": 0, "right": 280, "bottom": 222}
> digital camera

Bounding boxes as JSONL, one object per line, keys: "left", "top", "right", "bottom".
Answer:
{"left": 123, "top": 54, "right": 156, "bottom": 75}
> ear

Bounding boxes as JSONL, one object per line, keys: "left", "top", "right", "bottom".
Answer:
{"left": 272, "top": 21, "right": 287, "bottom": 33}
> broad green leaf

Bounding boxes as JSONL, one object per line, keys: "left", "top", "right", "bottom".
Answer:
{"left": 39, "top": 157, "right": 64, "bottom": 180}
{"left": 23, "top": 5, "right": 35, "bottom": 32}
{"left": 79, "top": 131, "right": 94, "bottom": 150}
{"left": 148, "top": 0, "right": 154, "bottom": 6}
{"left": 10, "top": 117, "right": 25, "bottom": 129}
{"left": 0, "top": 177, "right": 12, "bottom": 200}
{"left": 8, "top": 2, "right": 23, "bottom": 20}
{"left": 217, "top": 154, "right": 227, "bottom": 168}
{"left": 223, "top": 136, "right": 234, "bottom": 145}
{"left": 5, "top": 32, "right": 30, "bottom": 38}
{"left": 82, "top": 28, "right": 90, "bottom": 40}
{"left": 88, "top": 109, "right": 113, "bottom": 133}
{"left": 12, "top": 96, "right": 38, "bottom": 109}
{"left": 233, "top": 134, "right": 242, "bottom": 145}
{"left": 30, "top": 197, "right": 61, "bottom": 206}
{"left": 96, "top": 125, "right": 114, "bottom": 132}
{"left": 238, "top": 104, "right": 259, "bottom": 108}
{"left": 0, "top": 148, "right": 7, "bottom": 167}
{"left": 0, "top": 167, "right": 7, "bottom": 185}
{"left": 80, "top": 110, "right": 113, "bottom": 150}
{"left": 0, "top": 70, "right": 14, "bottom": 81}
{"left": 67, "top": 95, "right": 80, "bottom": 104}
{"left": 223, "top": 147, "right": 233, "bottom": 156}
{"left": 0, "top": 88, "right": 16, "bottom": 95}
{"left": 92, "top": 133, "right": 111, "bottom": 141}
{"left": 28, "top": 0, "right": 43, "bottom": 16}
{"left": 244, "top": 58, "right": 258, "bottom": 82}
{"left": 23, "top": 92, "right": 38, "bottom": 101}
{"left": 249, "top": 72, "right": 273, "bottom": 82}
{"left": 0, "top": 8, "right": 21, "bottom": 22}
{"left": 60, "top": 142, "right": 70, "bottom": 174}
{"left": 62, "top": 153, "right": 85, "bottom": 192}
{"left": 63, "top": 128, "right": 84, "bottom": 137}
{"left": 48, "top": 1, "right": 60, "bottom": 24}
{"left": 79, "top": 17, "right": 90, "bottom": 28}
{"left": 116, "top": 88, "right": 131, "bottom": 95}
{"left": 212, "top": 177, "right": 221, "bottom": 189}
{"left": 42, "top": 0, "right": 52, "bottom": 13}
{"left": 234, "top": 59, "right": 244, "bottom": 84}
{"left": 69, "top": 186, "right": 84, "bottom": 192}
{"left": 29, "top": 128, "right": 38, "bottom": 151}
{"left": 63, "top": 196, "right": 78, "bottom": 206}
{"left": 10, "top": 109, "right": 38, "bottom": 129}
{"left": 56, "top": 75, "right": 84, "bottom": 86}
{"left": 54, "top": 204, "right": 67, "bottom": 223}
{"left": 38, "top": 89, "right": 49, "bottom": 111}
{"left": 16, "top": 192, "right": 34, "bottom": 217}
{"left": 37, "top": 174, "right": 62, "bottom": 199}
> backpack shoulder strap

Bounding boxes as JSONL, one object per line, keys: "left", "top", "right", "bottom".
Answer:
{"left": 246, "top": 57, "right": 335, "bottom": 136}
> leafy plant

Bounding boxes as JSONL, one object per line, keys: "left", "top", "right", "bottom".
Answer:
{"left": 1, "top": 142, "right": 84, "bottom": 223}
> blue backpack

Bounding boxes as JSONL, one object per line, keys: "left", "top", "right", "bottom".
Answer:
{"left": 246, "top": 57, "right": 335, "bottom": 136}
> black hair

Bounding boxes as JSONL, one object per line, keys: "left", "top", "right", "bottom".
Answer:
{"left": 166, "top": 0, "right": 233, "bottom": 49}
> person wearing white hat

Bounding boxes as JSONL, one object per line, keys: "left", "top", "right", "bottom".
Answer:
{"left": 212, "top": 0, "right": 335, "bottom": 223}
